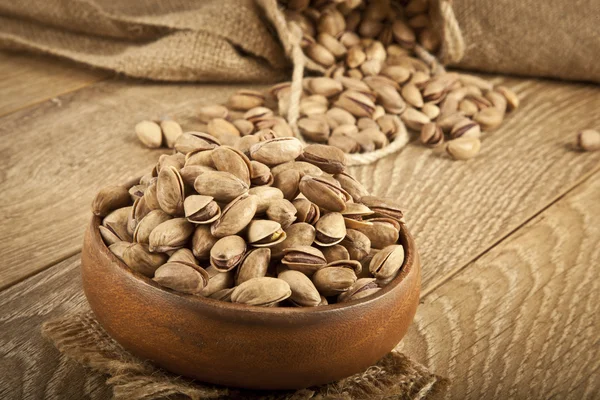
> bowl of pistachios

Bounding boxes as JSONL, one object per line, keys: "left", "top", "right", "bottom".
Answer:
{"left": 82, "top": 134, "right": 420, "bottom": 390}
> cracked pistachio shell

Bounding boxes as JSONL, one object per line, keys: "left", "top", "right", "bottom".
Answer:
{"left": 299, "top": 175, "right": 351, "bottom": 212}
{"left": 191, "top": 225, "right": 218, "bottom": 260}
{"left": 92, "top": 185, "right": 131, "bottom": 217}
{"left": 156, "top": 153, "right": 185, "bottom": 174}
{"left": 334, "top": 90, "right": 376, "bottom": 118}
{"left": 174, "top": 132, "right": 220, "bottom": 154}
{"left": 281, "top": 246, "right": 327, "bottom": 276}
{"left": 99, "top": 226, "right": 122, "bottom": 246}
{"left": 341, "top": 229, "right": 372, "bottom": 261}
{"left": 341, "top": 203, "right": 374, "bottom": 220}
{"left": 179, "top": 165, "right": 215, "bottom": 187}
{"left": 320, "top": 244, "right": 350, "bottom": 263}
{"left": 248, "top": 186, "right": 285, "bottom": 214}
{"left": 160, "top": 120, "right": 183, "bottom": 149}
{"left": 351, "top": 219, "right": 399, "bottom": 249}
{"left": 184, "top": 195, "right": 221, "bottom": 224}
{"left": 334, "top": 172, "right": 369, "bottom": 202}
{"left": 278, "top": 270, "right": 321, "bottom": 307}
{"left": 266, "top": 199, "right": 297, "bottom": 230}
{"left": 210, "top": 194, "right": 258, "bottom": 238}
{"left": 247, "top": 220, "right": 286, "bottom": 247}
{"left": 128, "top": 184, "right": 146, "bottom": 202}
{"left": 315, "top": 212, "right": 346, "bottom": 246}
{"left": 250, "top": 161, "right": 274, "bottom": 186}
{"left": 326, "top": 259, "right": 362, "bottom": 274}
{"left": 299, "top": 144, "right": 346, "bottom": 174}
{"left": 102, "top": 206, "right": 132, "bottom": 242}
{"left": 292, "top": 198, "right": 320, "bottom": 225}
{"left": 108, "top": 241, "right": 132, "bottom": 263}
{"left": 129, "top": 196, "right": 151, "bottom": 235}
{"left": 249, "top": 137, "right": 304, "bottom": 166}
{"left": 123, "top": 242, "right": 168, "bottom": 277}
{"left": 194, "top": 171, "right": 249, "bottom": 203}
{"left": 210, "top": 287, "right": 235, "bottom": 302}
{"left": 234, "top": 135, "right": 261, "bottom": 157}
{"left": 210, "top": 235, "right": 246, "bottom": 272}
{"left": 270, "top": 161, "right": 323, "bottom": 177}
{"left": 235, "top": 248, "right": 271, "bottom": 285}
{"left": 201, "top": 266, "right": 234, "bottom": 297}
{"left": 369, "top": 244, "right": 405, "bottom": 285}
{"left": 211, "top": 146, "right": 252, "bottom": 186}
{"left": 168, "top": 248, "right": 198, "bottom": 265}
{"left": 148, "top": 218, "right": 194, "bottom": 252}
{"left": 133, "top": 209, "right": 172, "bottom": 244}
{"left": 312, "top": 266, "right": 357, "bottom": 296}
{"left": 270, "top": 223, "right": 316, "bottom": 259}
{"left": 153, "top": 261, "right": 209, "bottom": 295}
{"left": 272, "top": 169, "right": 302, "bottom": 201}
{"left": 135, "top": 120, "right": 162, "bottom": 148}
{"left": 360, "top": 196, "right": 404, "bottom": 222}
{"left": 338, "top": 278, "right": 381, "bottom": 303}
{"left": 157, "top": 166, "right": 185, "bottom": 216}
{"left": 231, "top": 277, "right": 291, "bottom": 307}
{"left": 244, "top": 106, "right": 274, "bottom": 123}
{"left": 143, "top": 181, "right": 161, "bottom": 211}
{"left": 185, "top": 149, "right": 216, "bottom": 168}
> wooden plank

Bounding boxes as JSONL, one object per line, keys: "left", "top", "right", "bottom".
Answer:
{"left": 0, "top": 51, "right": 107, "bottom": 117}
{"left": 396, "top": 173, "right": 600, "bottom": 399}
{"left": 350, "top": 76, "right": 600, "bottom": 293}
{"left": 0, "top": 254, "right": 110, "bottom": 400}
{"left": 0, "top": 81, "right": 252, "bottom": 290}
{"left": 1, "top": 76, "right": 599, "bottom": 291}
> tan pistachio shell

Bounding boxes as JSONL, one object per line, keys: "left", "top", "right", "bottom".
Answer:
{"left": 108, "top": 241, "right": 132, "bottom": 263}
{"left": 281, "top": 246, "right": 327, "bottom": 276}
{"left": 270, "top": 223, "right": 316, "bottom": 259}
{"left": 191, "top": 225, "right": 218, "bottom": 260}
{"left": 135, "top": 120, "right": 162, "bottom": 148}
{"left": 235, "top": 248, "right": 271, "bottom": 285}
{"left": 248, "top": 186, "right": 285, "bottom": 214}
{"left": 249, "top": 137, "right": 304, "bottom": 166}
{"left": 168, "top": 248, "right": 198, "bottom": 265}
{"left": 341, "top": 229, "right": 372, "bottom": 261}
{"left": 231, "top": 277, "right": 291, "bottom": 307}
{"left": 315, "top": 212, "right": 346, "bottom": 246}
{"left": 174, "top": 132, "right": 220, "bottom": 154}
{"left": 266, "top": 199, "right": 297, "bottom": 230}
{"left": 270, "top": 161, "right": 323, "bottom": 177}
{"left": 185, "top": 149, "right": 216, "bottom": 168}
{"left": 369, "top": 244, "right": 405, "bottom": 285}
{"left": 210, "top": 194, "right": 258, "bottom": 238}
{"left": 211, "top": 146, "right": 252, "bottom": 187}
{"left": 209, "top": 235, "right": 246, "bottom": 272}
{"left": 183, "top": 195, "right": 221, "bottom": 224}
{"left": 123, "top": 242, "right": 168, "bottom": 277}
{"left": 250, "top": 161, "right": 274, "bottom": 186}
{"left": 299, "top": 144, "right": 346, "bottom": 174}
{"left": 156, "top": 166, "right": 185, "bottom": 216}
{"left": 292, "top": 198, "right": 321, "bottom": 225}
{"left": 179, "top": 165, "right": 215, "bottom": 187}
{"left": 201, "top": 266, "right": 234, "bottom": 297}
{"left": 102, "top": 206, "right": 133, "bottom": 242}
{"left": 92, "top": 185, "right": 131, "bottom": 217}
{"left": 338, "top": 278, "right": 381, "bottom": 303}
{"left": 153, "top": 261, "right": 209, "bottom": 295}
{"left": 247, "top": 219, "right": 287, "bottom": 247}
{"left": 320, "top": 244, "right": 350, "bottom": 263}
{"left": 99, "top": 225, "right": 122, "bottom": 246}
{"left": 133, "top": 209, "right": 172, "bottom": 244}
{"left": 148, "top": 218, "right": 195, "bottom": 252}
{"left": 278, "top": 270, "right": 321, "bottom": 307}
{"left": 299, "top": 175, "right": 351, "bottom": 212}
{"left": 312, "top": 266, "right": 357, "bottom": 296}
{"left": 272, "top": 169, "right": 303, "bottom": 201}
{"left": 334, "top": 172, "right": 369, "bottom": 202}
{"left": 194, "top": 171, "right": 249, "bottom": 203}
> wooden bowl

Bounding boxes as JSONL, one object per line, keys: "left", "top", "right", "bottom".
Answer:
{"left": 81, "top": 216, "right": 421, "bottom": 390}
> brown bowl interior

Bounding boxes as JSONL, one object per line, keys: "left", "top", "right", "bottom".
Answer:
{"left": 81, "top": 216, "right": 421, "bottom": 390}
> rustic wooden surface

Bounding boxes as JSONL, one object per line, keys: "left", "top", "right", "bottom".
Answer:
{"left": 0, "top": 52, "right": 599, "bottom": 399}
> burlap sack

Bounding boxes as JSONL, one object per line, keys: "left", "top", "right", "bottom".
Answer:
{"left": 42, "top": 310, "right": 448, "bottom": 400}
{"left": 445, "top": 0, "right": 600, "bottom": 83}
{"left": 0, "top": 0, "right": 289, "bottom": 82}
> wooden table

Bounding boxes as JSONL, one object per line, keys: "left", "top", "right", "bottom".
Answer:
{"left": 0, "top": 51, "right": 598, "bottom": 399}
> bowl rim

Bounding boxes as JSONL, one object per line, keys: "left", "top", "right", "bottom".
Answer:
{"left": 90, "top": 209, "right": 416, "bottom": 315}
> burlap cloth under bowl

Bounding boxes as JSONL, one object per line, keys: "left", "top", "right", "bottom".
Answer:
{"left": 42, "top": 309, "right": 447, "bottom": 400}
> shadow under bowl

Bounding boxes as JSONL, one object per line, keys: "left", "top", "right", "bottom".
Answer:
{"left": 81, "top": 216, "right": 421, "bottom": 390}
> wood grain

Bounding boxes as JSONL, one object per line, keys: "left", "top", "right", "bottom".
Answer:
{"left": 0, "top": 51, "right": 106, "bottom": 117}
{"left": 0, "top": 254, "right": 111, "bottom": 400}
{"left": 350, "top": 76, "right": 600, "bottom": 293}
{"left": 397, "top": 173, "right": 600, "bottom": 399}
{"left": 0, "top": 81, "right": 255, "bottom": 290}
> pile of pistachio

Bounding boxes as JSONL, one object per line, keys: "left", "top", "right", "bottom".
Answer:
{"left": 94, "top": 134, "right": 406, "bottom": 307}
{"left": 276, "top": 0, "right": 519, "bottom": 159}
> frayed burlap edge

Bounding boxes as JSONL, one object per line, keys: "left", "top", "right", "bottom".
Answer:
{"left": 42, "top": 310, "right": 447, "bottom": 400}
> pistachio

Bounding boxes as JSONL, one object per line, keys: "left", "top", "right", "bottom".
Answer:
{"left": 201, "top": 266, "right": 234, "bottom": 297}
{"left": 338, "top": 278, "right": 381, "bottom": 303}
{"left": 307, "top": 77, "right": 344, "bottom": 97}
{"left": 153, "top": 261, "right": 209, "bottom": 295}
{"left": 247, "top": 219, "right": 287, "bottom": 247}
{"left": 473, "top": 108, "right": 504, "bottom": 131}
{"left": 376, "top": 114, "right": 402, "bottom": 139}
{"left": 420, "top": 123, "right": 444, "bottom": 147}
{"left": 129, "top": 196, "right": 151, "bottom": 235}
{"left": 315, "top": 212, "right": 346, "bottom": 246}
{"left": 421, "top": 103, "right": 440, "bottom": 120}
{"left": 108, "top": 241, "right": 131, "bottom": 262}
{"left": 334, "top": 90, "right": 376, "bottom": 118}
{"left": 135, "top": 120, "right": 162, "bottom": 148}
{"left": 369, "top": 244, "right": 405, "bottom": 285}
{"left": 450, "top": 118, "right": 481, "bottom": 139}
{"left": 299, "top": 144, "right": 346, "bottom": 174}
{"left": 341, "top": 229, "right": 372, "bottom": 261}
{"left": 160, "top": 120, "right": 183, "bottom": 148}
{"left": 306, "top": 43, "right": 336, "bottom": 67}
{"left": 495, "top": 86, "right": 520, "bottom": 111}
{"left": 282, "top": 245, "right": 327, "bottom": 276}
{"left": 156, "top": 153, "right": 185, "bottom": 174}
{"left": 360, "top": 196, "right": 404, "bottom": 222}
{"left": 168, "top": 248, "right": 198, "bottom": 265}
{"left": 485, "top": 91, "right": 508, "bottom": 114}
{"left": 211, "top": 194, "right": 258, "bottom": 237}
{"left": 352, "top": 218, "right": 399, "bottom": 249}
{"left": 320, "top": 244, "right": 350, "bottom": 263}
{"left": 198, "top": 104, "right": 229, "bottom": 123}
{"left": 392, "top": 20, "right": 416, "bottom": 48}
{"left": 209, "top": 288, "right": 235, "bottom": 301}
{"left": 233, "top": 119, "right": 255, "bottom": 136}
{"left": 234, "top": 135, "right": 261, "bottom": 156}
{"left": 244, "top": 107, "right": 274, "bottom": 124}
{"left": 334, "top": 172, "right": 370, "bottom": 202}
{"left": 248, "top": 186, "right": 285, "bottom": 213}
{"left": 191, "top": 225, "right": 218, "bottom": 260}
{"left": 270, "top": 161, "right": 324, "bottom": 177}
{"left": 208, "top": 118, "right": 240, "bottom": 139}
{"left": 185, "top": 149, "right": 216, "bottom": 168}
{"left": 123, "top": 243, "right": 168, "bottom": 277}
{"left": 228, "top": 90, "right": 265, "bottom": 111}
{"left": 92, "top": 185, "right": 132, "bottom": 217}
{"left": 328, "top": 132, "right": 361, "bottom": 153}
{"left": 278, "top": 270, "right": 321, "bottom": 307}
{"left": 446, "top": 137, "right": 481, "bottom": 160}
{"left": 272, "top": 169, "right": 303, "bottom": 201}
{"left": 250, "top": 161, "right": 274, "bottom": 186}
{"left": 299, "top": 175, "right": 351, "bottom": 212}
{"left": 148, "top": 218, "right": 195, "bottom": 253}
{"left": 174, "top": 132, "right": 220, "bottom": 154}
{"left": 577, "top": 129, "right": 600, "bottom": 151}
{"left": 102, "top": 207, "right": 133, "bottom": 242}
{"left": 401, "top": 107, "right": 430, "bottom": 131}
{"left": 312, "top": 266, "right": 357, "bottom": 296}
{"left": 266, "top": 199, "right": 297, "bottom": 230}
{"left": 211, "top": 146, "right": 252, "bottom": 186}
{"left": 298, "top": 117, "right": 330, "bottom": 143}
{"left": 157, "top": 166, "right": 185, "bottom": 216}
{"left": 231, "top": 277, "right": 291, "bottom": 307}
{"left": 401, "top": 83, "right": 424, "bottom": 108}
{"left": 270, "top": 222, "right": 316, "bottom": 259}
{"left": 194, "top": 171, "right": 248, "bottom": 203}
{"left": 128, "top": 184, "right": 146, "bottom": 202}
{"left": 133, "top": 209, "right": 172, "bottom": 244}
{"left": 235, "top": 248, "right": 271, "bottom": 285}
{"left": 179, "top": 165, "right": 214, "bottom": 187}
{"left": 99, "top": 226, "right": 122, "bottom": 246}
{"left": 292, "top": 198, "right": 320, "bottom": 225}
{"left": 210, "top": 235, "right": 246, "bottom": 272}
{"left": 249, "top": 137, "right": 304, "bottom": 166}
{"left": 184, "top": 195, "right": 220, "bottom": 224}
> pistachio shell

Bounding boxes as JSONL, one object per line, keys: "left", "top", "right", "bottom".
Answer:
{"left": 99, "top": 225, "right": 122, "bottom": 246}
{"left": 194, "top": 171, "right": 249, "bottom": 203}
{"left": 92, "top": 185, "right": 131, "bottom": 217}
{"left": 168, "top": 248, "right": 198, "bottom": 265}
{"left": 108, "top": 241, "right": 132, "bottom": 262}
{"left": 281, "top": 246, "right": 327, "bottom": 276}
{"left": 135, "top": 120, "right": 162, "bottom": 148}
{"left": 191, "top": 225, "right": 218, "bottom": 260}
{"left": 102, "top": 207, "right": 132, "bottom": 242}
{"left": 369, "top": 244, "right": 405, "bottom": 285}
{"left": 210, "top": 194, "right": 258, "bottom": 238}
{"left": 299, "top": 144, "right": 346, "bottom": 174}
{"left": 248, "top": 186, "right": 285, "bottom": 214}
{"left": 201, "top": 266, "right": 234, "bottom": 297}
{"left": 270, "top": 223, "right": 316, "bottom": 259}
{"left": 231, "top": 277, "right": 291, "bottom": 307}
{"left": 312, "top": 266, "right": 357, "bottom": 296}
{"left": 250, "top": 161, "right": 274, "bottom": 186}
{"left": 299, "top": 175, "right": 350, "bottom": 212}
{"left": 179, "top": 165, "right": 215, "bottom": 187}
{"left": 210, "top": 235, "right": 246, "bottom": 272}
{"left": 198, "top": 104, "right": 229, "bottom": 123}
{"left": 247, "top": 220, "right": 287, "bottom": 247}
{"left": 338, "top": 278, "right": 381, "bottom": 303}
{"left": 326, "top": 259, "right": 362, "bottom": 274}
{"left": 235, "top": 248, "right": 271, "bottom": 285}
{"left": 292, "top": 198, "right": 320, "bottom": 225}
{"left": 351, "top": 219, "right": 399, "bottom": 249}
{"left": 270, "top": 161, "right": 324, "bottom": 177}
{"left": 266, "top": 199, "right": 297, "bottom": 230}
{"left": 133, "top": 209, "right": 172, "bottom": 244}
{"left": 157, "top": 166, "right": 185, "bottom": 216}
{"left": 184, "top": 195, "right": 221, "bottom": 224}
{"left": 320, "top": 244, "right": 350, "bottom": 263}
{"left": 123, "top": 242, "right": 168, "bottom": 277}
{"left": 272, "top": 169, "right": 303, "bottom": 201}
{"left": 209, "top": 288, "right": 235, "bottom": 302}
{"left": 360, "top": 196, "right": 404, "bottom": 222}
{"left": 315, "top": 212, "right": 346, "bottom": 246}
{"left": 341, "top": 229, "right": 372, "bottom": 261}
{"left": 185, "top": 149, "right": 216, "bottom": 168}
{"left": 153, "top": 261, "right": 209, "bottom": 295}
{"left": 249, "top": 137, "right": 304, "bottom": 166}
{"left": 334, "top": 172, "right": 369, "bottom": 202}
{"left": 211, "top": 146, "right": 252, "bottom": 186}
{"left": 278, "top": 270, "right": 321, "bottom": 307}
{"left": 174, "top": 132, "right": 220, "bottom": 154}
{"left": 160, "top": 120, "right": 183, "bottom": 149}
{"left": 148, "top": 218, "right": 195, "bottom": 252}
